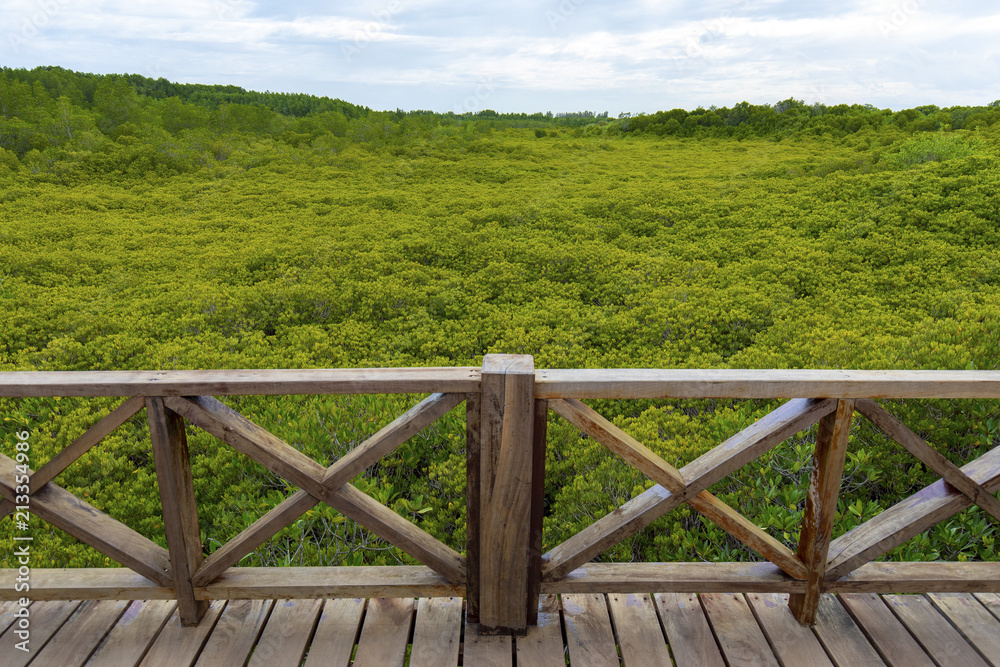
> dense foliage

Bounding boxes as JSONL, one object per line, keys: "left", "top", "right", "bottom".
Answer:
{"left": 2, "top": 67, "right": 999, "bottom": 571}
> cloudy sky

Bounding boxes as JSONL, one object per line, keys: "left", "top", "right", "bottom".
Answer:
{"left": 3, "top": 0, "right": 998, "bottom": 115}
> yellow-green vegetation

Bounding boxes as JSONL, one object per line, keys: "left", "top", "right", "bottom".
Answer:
{"left": 2, "top": 67, "right": 999, "bottom": 570}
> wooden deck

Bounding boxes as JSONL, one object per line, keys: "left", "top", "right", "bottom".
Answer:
{"left": 3, "top": 592, "right": 1000, "bottom": 666}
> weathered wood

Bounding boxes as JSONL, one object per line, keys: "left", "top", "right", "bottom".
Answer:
{"left": 246, "top": 598, "right": 323, "bottom": 667}
{"left": 0, "top": 453, "right": 172, "bottom": 587}
{"left": 353, "top": 597, "right": 415, "bottom": 667}
{"left": 30, "top": 395, "right": 145, "bottom": 492}
{"left": 148, "top": 397, "right": 207, "bottom": 625}
{"left": 700, "top": 592, "right": 779, "bottom": 667}
{"left": 534, "top": 368, "right": 1000, "bottom": 399}
{"left": 409, "top": 597, "right": 462, "bottom": 667}
{"left": 838, "top": 593, "right": 934, "bottom": 666}
{"left": 561, "top": 593, "right": 619, "bottom": 667}
{"left": 479, "top": 354, "right": 535, "bottom": 634}
{"left": 141, "top": 599, "right": 226, "bottom": 667}
{"left": 607, "top": 592, "right": 671, "bottom": 666}
{"left": 826, "top": 442, "right": 1000, "bottom": 578}
{"left": 30, "top": 599, "right": 130, "bottom": 667}
{"left": 549, "top": 397, "right": 685, "bottom": 493}
{"left": 790, "top": 399, "right": 855, "bottom": 625}
{"left": 544, "top": 562, "right": 806, "bottom": 594}
{"left": 303, "top": 598, "right": 365, "bottom": 667}
{"left": 824, "top": 562, "right": 1000, "bottom": 593}
{"left": 543, "top": 398, "right": 836, "bottom": 581}
{"left": 654, "top": 593, "right": 726, "bottom": 667}
{"left": 0, "top": 600, "right": 81, "bottom": 666}
{"left": 687, "top": 490, "right": 808, "bottom": 580}
{"left": 0, "top": 367, "right": 481, "bottom": 397}
{"left": 882, "top": 594, "right": 988, "bottom": 667}
{"left": 0, "top": 600, "right": 20, "bottom": 636}
{"left": 926, "top": 593, "right": 1000, "bottom": 663}
{"left": 86, "top": 599, "right": 177, "bottom": 667}
{"left": 526, "top": 398, "right": 549, "bottom": 625}
{"left": 745, "top": 593, "right": 833, "bottom": 666}
{"left": 465, "top": 390, "right": 482, "bottom": 624}
{"left": 975, "top": 592, "right": 1000, "bottom": 622}
{"left": 516, "top": 594, "right": 564, "bottom": 667}
{"left": 195, "top": 599, "right": 273, "bottom": 667}
{"left": 858, "top": 399, "right": 1000, "bottom": 522}
{"left": 463, "top": 622, "right": 514, "bottom": 667}
{"left": 811, "top": 594, "right": 885, "bottom": 666}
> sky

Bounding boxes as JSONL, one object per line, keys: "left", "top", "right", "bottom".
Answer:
{"left": 2, "top": 0, "right": 999, "bottom": 116}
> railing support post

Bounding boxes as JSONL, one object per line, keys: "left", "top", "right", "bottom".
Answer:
{"left": 147, "top": 397, "right": 207, "bottom": 626}
{"left": 476, "top": 354, "right": 536, "bottom": 635}
{"left": 789, "top": 398, "right": 855, "bottom": 625}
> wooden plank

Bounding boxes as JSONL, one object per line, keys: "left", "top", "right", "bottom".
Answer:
{"left": 686, "top": 490, "right": 808, "bottom": 580}
{"left": 0, "top": 600, "right": 20, "bottom": 636}
{"left": 86, "top": 599, "right": 177, "bottom": 666}
{"left": 30, "top": 395, "right": 145, "bottom": 491}
{"left": 926, "top": 592, "right": 1000, "bottom": 664}
{"left": 0, "top": 600, "right": 81, "bottom": 667}
{"left": 543, "top": 398, "right": 836, "bottom": 581}
{"left": 141, "top": 599, "right": 226, "bottom": 667}
{"left": 195, "top": 599, "right": 273, "bottom": 667}
{"left": 410, "top": 597, "right": 462, "bottom": 667}
{"left": 811, "top": 594, "right": 885, "bottom": 667}
{"left": 561, "top": 593, "right": 619, "bottom": 667}
{"left": 247, "top": 598, "right": 323, "bottom": 667}
{"left": 516, "top": 594, "right": 565, "bottom": 667}
{"left": 526, "top": 398, "right": 549, "bottom": 625}
{"left": 826, "top": 442, "right": 1000, "bottom": 578}
{"left": 479, "top": 354, "right": 535, "bottom": 633}
{"left": 974, "top": 592, "right": 1000, "bottom": 622}
{"left": 31, "top": 599, "right": 130, "bottom": 667}
{"left": 534, "top": 368, "right": 1000, "bottom": 399}
{"left": 746, "top": 593, "right": 833, "bottom": 666}
{"left": 883, "top": 594, "right": 988, "bottom": 667}
{"left": 550, "top": 397, "right": 685, "bottom": 493}
{"left": 544, "top": 562, "right": 806, "bottom": 594}
{"left": 303, "top": 598, "right": 365, "bottom": 667}
{"left": 464, "top": 622, "right": 514, "bottom": 667}
{"left": 700, "top": 593, "right": 778, "bottom": 667}
{"left": 838, "top": 593, "right": 934, "bottom": 666}
{"left": 148, "top": 397, "right": 207, "bottom": 625}
{"left": 353, "top": 597, "right": 414, "bottom": 667}
{"left": 654, "top": 593, "right": 725, "bottom": 667}
{"left": 0, "top": 367, "right": 482, "bottom": 397}
{"left": 607, "top": 592, "right": 672, "bottom": 666}
{"left": 0, "top": 454, "right": 172, "bottom": 587}
{"left": 857, "top": 399, "right": 1000, "bottom": 522}
{"left": 465, "top": 390, "right": 482, "bottom": 623}
{"left": 790, "top": 399, "right": 855, "bottom": 624}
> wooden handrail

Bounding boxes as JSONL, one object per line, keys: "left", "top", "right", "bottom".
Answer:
{"left": 1, "top": 357, "right": 998, "bottom": 633}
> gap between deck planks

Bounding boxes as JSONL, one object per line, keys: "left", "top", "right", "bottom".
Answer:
{"left": 2, "top": 592, "right": 998, "bottom": 666}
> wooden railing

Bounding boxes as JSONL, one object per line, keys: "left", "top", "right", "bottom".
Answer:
{"left": 2, "top": 356, "right": 1000, "bottom": 634}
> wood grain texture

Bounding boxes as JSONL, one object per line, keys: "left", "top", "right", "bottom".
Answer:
{"left": 790, "top": 399, "right": 855, "bottom": 625}
{"left": 543, "top": 398, "right": 835, "bottom": 581}
{"left": 0, "top": 367, "right": 481, "bottom": 397}
{"left": 746, "top": 593, "right": 833, "bottom": 667}
{"left": 0, "top": 600, "right": 81, "bottom": 667}
{"left": 654, "top": 593, "right": 725, "bottom": 667}
{"left": 974, "top": 592, "right": 1000, "bottom": 622}
{"left": 141, "top": 599, "right": 226, "bottom": 667}
{"left": 700, "top": 592, "right": 779, "bottom": 667}
{"left": 463, "top": 623, "right": 514, "bottom": 667}
{"left": 148, "top": 397, "right": 207, "bottom": 625}
{"left": 526, "top": 398, "right": 549, "bottom": 625}
{"left": 926, "top": 593, "right": 1000, "bottom": 664}
{"left": 534, "top": 368, "right": 1000, "bottom": 399}
{"left": 516, "top": 594, "right": 565, "bottom": 667}
{"left": 32, "top": 599, "right": 130, "bottom": 667}
{"left": 811, "top": 594, "right": 885, "bottom": 667}
{"left": 882, "top": 594, "right": 988, "bottom": 667}
{"left": 86, "top": 599, "right": 177, "bottom": 667}
{"left": 195, "top": 599, "right": 273, "bottom": 667}
{"left": 465, "top": 390, "right": 482, "bottom": 624}
{"left": 561, "top": 593, "right": 620, "bottom": 667}
{"left": 353, "top": 597, "right": 415, "bottom": 667}
{"left": 302, "top": 597, "right": 365, "bottom": 667}
{"left": 838, "top": 593, "right": 934, "bottom": 667}
{"left": 607, "top": 592, "right": 671, "bottom": 667}
{"left": 246, "top": 598, "right": 323, "bottom": 667}
{"left": 409, "top": 597, "right": 462, "bottom": 667}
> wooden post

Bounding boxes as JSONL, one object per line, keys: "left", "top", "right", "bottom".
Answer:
{"left": 147, "top": 397, "right": 207, "bottom": 626}
{"left": 526, "top": 398, "right": 549, "bottom": 625}
{"left": 477, "top": 354, "right": 535, "bottom": 635}
{"left": 465, "top": 390, "right": 482, "bottom": 624}
{"left": 789, "top": 398, "right": 855, "bottom": 625}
